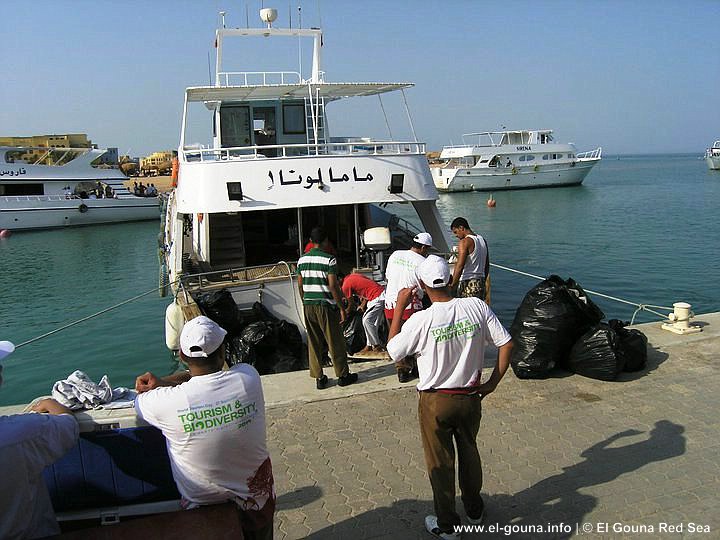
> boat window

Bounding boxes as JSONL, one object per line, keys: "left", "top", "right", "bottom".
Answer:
{"left": 542, "top": 154, "right": 549, "bottom": 160}
{"left": 518, "top": 155, "right": 525, "bottom": 162}
{"left": 479, "top": 159, "right": 489, "bottom": 163}
{"left": 0, "top": 183, "right": 44, "bottom": 196}
{"left": 525, "top": 155, "right": 535, "bottom": 161}
{"left": 253, "top": 107, "right": 277, "bottom": 157}
{"left": 219, "top": 105, "right": 251, "bottom": 148}
{"left": 283, "top": 104, "right": 306, "bottom": 134}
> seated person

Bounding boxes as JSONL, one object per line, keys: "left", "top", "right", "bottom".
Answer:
{"left": 135, "top": 317, "right": 275, "bottom": 540}
{"left": 0, "top": 341, "right": 80, "bottom": 540}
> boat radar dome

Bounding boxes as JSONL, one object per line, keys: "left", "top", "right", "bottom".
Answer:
{"left": 260, "top": 8, "right": 278, "bottom": 28}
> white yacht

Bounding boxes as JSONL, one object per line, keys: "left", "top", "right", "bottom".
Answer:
{"left": 431, "top": 130, "right": 602, "bottom": 192}
{"left": 161, "top": 8, "right": 449, "bottom": 342}
{"left": 0, "top": 146, "right": 158, "bottom": 231}
{"left": 705, "top": 141, "right": 720, "bottom": 170}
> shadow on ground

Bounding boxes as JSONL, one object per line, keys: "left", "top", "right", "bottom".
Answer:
{"left": 304, "top": 420, "right": 685, "bottom": 539}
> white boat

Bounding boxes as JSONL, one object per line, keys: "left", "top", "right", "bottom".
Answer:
{"left": 0, "top": 146, "right": 159, "bottom": 231}
{"left": 431, "top": 130, "right": 602, "bottom": 192}
{"left": 705, "top": 141, "right": 720, "bottom": 170}
{"left": 161, "top": 8, "right": 449, "bottom": 343}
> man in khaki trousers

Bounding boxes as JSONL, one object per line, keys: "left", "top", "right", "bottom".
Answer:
{"left": 297, "top": 226, "right": 358, "bottom": 390}
{"left": 387, "top": 255, "right": 513, "bottom": 539}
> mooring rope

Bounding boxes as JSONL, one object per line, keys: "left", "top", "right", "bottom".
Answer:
{"left": 14, "top": 281, "right": 177, "bottom": 349}
{"left": 490, "top": 262, "right": 673, "bottom": 324}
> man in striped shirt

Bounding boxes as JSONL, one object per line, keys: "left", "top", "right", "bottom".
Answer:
{"left": 296, "top": 226, "right": 358, "bottom": 390}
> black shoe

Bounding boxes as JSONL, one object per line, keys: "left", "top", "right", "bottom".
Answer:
{"left": 398, "top": 370, "right": 412, "bottom": 383}
{"left": 337, "top": 372, "right": 358, "bottom": 387}
{"left": 316, "top": 374, "right": 328, "bottom": 390}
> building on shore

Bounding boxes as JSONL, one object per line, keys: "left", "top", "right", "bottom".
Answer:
{"left": 140, "top": 151, "right": 173, "bottom": 176}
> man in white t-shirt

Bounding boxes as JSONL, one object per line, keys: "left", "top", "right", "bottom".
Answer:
{"left": 386, "top": 256, "right": 514, "bottom": 540}
{"left": 135, "top": 317, "right": 275, "bottom": 540}
{"left": 384, "top": 231, "right": 432, "bottom": 382}
{"left": 0, "top": 340, "right": 80, "bottom": 540}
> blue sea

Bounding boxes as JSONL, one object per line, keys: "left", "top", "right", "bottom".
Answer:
{"left": 1, "top": 154, "right": 718, "bottom": 405}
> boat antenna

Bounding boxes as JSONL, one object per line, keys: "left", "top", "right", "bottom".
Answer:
{"left": 219, "top": 10, "right": 226, "bottom": 28}
{"left": 246, "top": 4, "right": 250, "bottom": 28}
{"left": 317, "top": 0, "right": 323, "bottom": 29}
{"left": 207, "top": 51, "right": 212, "bottom": 85}
{"left": 289, "top": 1, "right": 292, "bottom": 28}
{"left": 298, "top": 5, "right": 303, "bottom": 79}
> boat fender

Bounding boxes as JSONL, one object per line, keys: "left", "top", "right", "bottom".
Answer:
{"left": 533, "top": 165, "right": 539, "bottom": 172}
{"left": 78, "top": 203, "right": 88, "bottom": 213}
{"left": 511, "top": 167, "right": 518, "bottom": 175}
{"left": 165, "top": 302, "right": 184, "bottom": 351}
{"left": 0, "top": 229, "right": 11, "bottom": 238}
{"left": 171, "top": 156, "right": 179, "bottom": 187}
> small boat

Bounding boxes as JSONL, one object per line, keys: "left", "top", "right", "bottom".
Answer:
{"left": 0, "top": 146, "right": 159, "bottom": 231}
{"left": 705, "top": 141, "right": 720, "bottom": 170}
{"left": 431, "top": 130, "right": 602, "bottom": 192}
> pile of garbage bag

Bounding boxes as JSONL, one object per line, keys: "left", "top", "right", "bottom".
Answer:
{"left": 195, "top": 289, "right": 306, "bottom": 375}
{"left": 510, "top": 275, "right": 604, "bottom": 379}
{"left": 509, "top": 276, "right": 649, "bottom": 381}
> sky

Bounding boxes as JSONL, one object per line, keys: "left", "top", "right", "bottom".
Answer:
{"left": 1, "top": 0, "right": 719, "bottom": 156}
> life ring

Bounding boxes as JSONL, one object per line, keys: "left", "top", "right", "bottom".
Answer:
{"left": 511, "top": 167, "right": 518, "bottom": 175}
{"left": 78, "top": 203, "right": 88, "bottom": 213}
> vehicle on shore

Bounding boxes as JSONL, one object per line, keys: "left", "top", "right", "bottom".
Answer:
{"left": 431, "top": 130, "right": 602, "bottom": 192}
{"left": 0, "top": 147, "right": 158, "bottom": 231}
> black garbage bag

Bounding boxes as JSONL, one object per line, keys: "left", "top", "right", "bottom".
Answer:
{"left": 277, "top": 320, "right": 303, "bottom": 359}
{"left": 510, "top": 275, "right": 604, "bottom": 379}
{"left": 608, "top": 319, "right": 648, "bottom": 372}
{"left": 195, "top": 288, "right": 241, "bottom": 334}
{"left": 568, "top": 324, "right": 625, "bottom": 381}
{"left": 230, "top": 318, "right": 306, "bottom": 375}
{"left": 235, "top": 321, "right": 276, "bottom": 365}
{"left": 343, "top": 311, "right": 366, "bottom": 355}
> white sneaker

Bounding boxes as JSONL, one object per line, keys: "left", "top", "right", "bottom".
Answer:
{"left": 467, "top": 508, "right": 484, "bottom": 525}
{"left": 425, "top": 515, "right": 461, "bottom": 539}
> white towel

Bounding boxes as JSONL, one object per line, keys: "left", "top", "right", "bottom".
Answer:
{"left": 51, "top": 370, "right": 132, "bottom": 410}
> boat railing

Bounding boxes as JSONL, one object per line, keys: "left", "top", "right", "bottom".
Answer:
{"left": 576, "top": 147, "right": 603, "bottom": 160}
{"left": 216, "top": 71, "right": 325, "bottom": 86}
{"left": 0, "top": 195, "right": 78, "bottom": 202}
{"left": 182, "top": 141, "right": 426, "bottom": 162}
{"left": 179, "top": 261, "right": 299, "bottom": 291}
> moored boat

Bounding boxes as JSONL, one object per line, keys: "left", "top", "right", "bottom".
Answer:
{"left": 161, "top": 7, "right": 449, "bottom": 345}
{"left": 431, "top": 130, "right": 602, "bottom": 192}
{"left": 0, "top": 146, "right": 159, "bottom": 231}
{"left": 705, "top": 140, "right": 720, "bottom": 170}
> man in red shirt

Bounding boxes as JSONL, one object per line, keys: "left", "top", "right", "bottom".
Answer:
{"left": 340, "top": 272, "right": 386, "bottom": 354}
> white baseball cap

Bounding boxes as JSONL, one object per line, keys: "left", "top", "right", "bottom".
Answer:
{"left": 180, "top": 316, "right": 227, "bottom": 358}
{"left": 0, "top": 341, "right": 15, "bottom": 362}
{"left": 413, "top": 232, "right": 433, "bottom": 247}
{"left": 416, "top": 255, "right": 451, "bottom": 288}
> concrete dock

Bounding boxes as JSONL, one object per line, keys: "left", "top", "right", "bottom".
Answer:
{"left": 264, "top": 314, "right": 719, "bottom": 539}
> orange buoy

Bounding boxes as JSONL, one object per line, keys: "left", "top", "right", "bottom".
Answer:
{"left": 487, "top": 194, "right": 496, "bottom": 208}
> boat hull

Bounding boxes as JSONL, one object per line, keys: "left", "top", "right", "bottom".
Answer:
{"left": 706, "top": 156, "right": 720, "bottom": 171}
{"left": 432, "top": 159, "right": 600, "bottom": 192}
{"left": 0, "top": 197, "right": 159, "bottom": 231}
